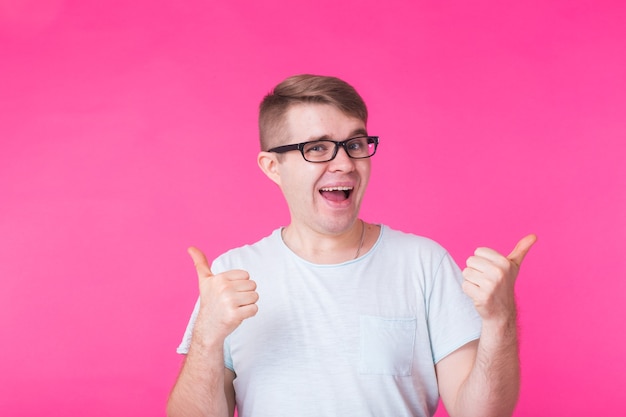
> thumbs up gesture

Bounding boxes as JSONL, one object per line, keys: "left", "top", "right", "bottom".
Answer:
{"left": 462, "top": 235, "right": 537, "bottom": 322}
{"left": 188, "top": 247, "right": 259, "bottom": 341}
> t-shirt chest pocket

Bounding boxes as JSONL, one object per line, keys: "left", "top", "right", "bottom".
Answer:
{"left": 358, "top": 315, "right": 417, "bottom": 376}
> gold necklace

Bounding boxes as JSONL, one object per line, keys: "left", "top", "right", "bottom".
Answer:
{"left": 354, "top": 220, "right": 366, "bottom": 259}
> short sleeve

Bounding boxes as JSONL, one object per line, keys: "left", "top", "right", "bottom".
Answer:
{"left": 175, "top": 298, "right": 235, "bottom": 372}
{"left": 176, "top": 298, "right": 200, "bottom": 354}
{"left": 427, "top": 252, "right": 482, "bottom": 364}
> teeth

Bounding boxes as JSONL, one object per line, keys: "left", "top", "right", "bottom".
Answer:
{"left": 320, "top": 186, "right": 353, "bottom": 191}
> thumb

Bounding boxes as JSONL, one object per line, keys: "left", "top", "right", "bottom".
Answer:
{"left": 507, "top": 234, "right": 537, "bottom": 267}
{"left": 187, "top": 246, "right": 213, "bottom": 278}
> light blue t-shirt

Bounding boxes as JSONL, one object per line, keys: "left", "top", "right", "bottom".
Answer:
{"left": 178, "top": 225, "right": 481, "bottom": 417}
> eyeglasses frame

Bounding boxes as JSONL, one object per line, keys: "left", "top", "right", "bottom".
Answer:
{"left": 267, "top": 135, "right": 379, "bottom": 163}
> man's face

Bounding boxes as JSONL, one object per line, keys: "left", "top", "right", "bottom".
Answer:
{"left": 261, "top": 103, "right": 371, "bottom": 236}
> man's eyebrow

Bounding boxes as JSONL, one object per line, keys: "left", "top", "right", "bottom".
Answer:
{"left": 349, "top": 128, "right": 368, "bottom": 138}
{"left": 307, "top": 129, "right": 369, "bottom": 142}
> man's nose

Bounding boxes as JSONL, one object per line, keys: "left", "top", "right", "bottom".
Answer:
{"left": 328, "top": 145, "right": 355, "bottom": 170}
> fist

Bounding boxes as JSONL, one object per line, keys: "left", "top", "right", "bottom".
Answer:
{"left": 462, "top": 234, "right": 536, "bottom": 322}
{"left": 188, "top": 247, "right": 259, "bottom": 340}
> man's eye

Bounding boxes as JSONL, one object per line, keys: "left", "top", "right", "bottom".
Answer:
{"left": 348, "top": 138, "right": 367, "bottom": 150}
{"left": 306, "top": 142, "right": 330, "bottom": 153}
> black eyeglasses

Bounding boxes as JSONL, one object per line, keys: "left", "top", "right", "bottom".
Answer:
{"left": 268, "top": 135, "right": 379, "bottom": 163}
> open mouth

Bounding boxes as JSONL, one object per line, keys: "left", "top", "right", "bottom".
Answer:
{"left": 319, "top": 186, "right": 353, "bottom": 202}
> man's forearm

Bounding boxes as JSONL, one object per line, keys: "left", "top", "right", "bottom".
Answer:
{"left": 167, "top": 337, "right": 231, "bottom": 417}
{"left": 454, "top": 234, "right": 536, "bottom": 417}
{"left": 452, "top": 318, "right": 520, "bottom": 417}
{"left": 169, "top": 250, "right": 258, "bottom": 417}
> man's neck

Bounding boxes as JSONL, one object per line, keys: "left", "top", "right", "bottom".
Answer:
{"left": 281, "top": 220, "right": 379, "bottom": 264}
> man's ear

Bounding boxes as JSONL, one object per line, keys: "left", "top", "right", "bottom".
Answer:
{"left": 257, "top": 151, "right": 281, "bottom": 186}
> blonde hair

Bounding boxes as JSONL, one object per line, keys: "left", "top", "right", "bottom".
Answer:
{"left": 259, "top": 74, "right": 368, "bottom": 150}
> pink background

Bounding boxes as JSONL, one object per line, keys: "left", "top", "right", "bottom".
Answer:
{"left": 1, "top": 0, "right": 625, "bottom": 416}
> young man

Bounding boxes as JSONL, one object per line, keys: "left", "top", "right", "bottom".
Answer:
{"left": 167, "top": 75, "right": 536, "bottom": 417}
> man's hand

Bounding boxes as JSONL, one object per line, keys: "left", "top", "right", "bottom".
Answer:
{"left": 188, "top": 247, "right": 259, "bottom": 342}
{"left": 462, "top": 234, "right": 537, "bottom": 322}
{"left": 167, "top": 248, "right": 250, "bottom": 417}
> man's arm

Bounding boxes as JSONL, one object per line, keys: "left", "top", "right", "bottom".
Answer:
{"left": 167, "top": 353, "right": 235, "bottom": 417}
{"left": 167, "top": 247, "right": 259, "bottom": 417}
{"left": 436, "top": 234, "right": 536, "bottom": 417}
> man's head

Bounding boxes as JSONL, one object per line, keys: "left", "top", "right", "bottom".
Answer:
{"left": 259, "top": 74, "right": 368, "bottom": 151}
{"left": 257, "top": 75, "right": 375, "bottom": 236}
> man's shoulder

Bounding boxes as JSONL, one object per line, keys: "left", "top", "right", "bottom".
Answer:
{"left": 380, "top": 225, "right": 447, "bottom": 254}
{"left": 211, "top": 228, "right": 282, "bottom": 269}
